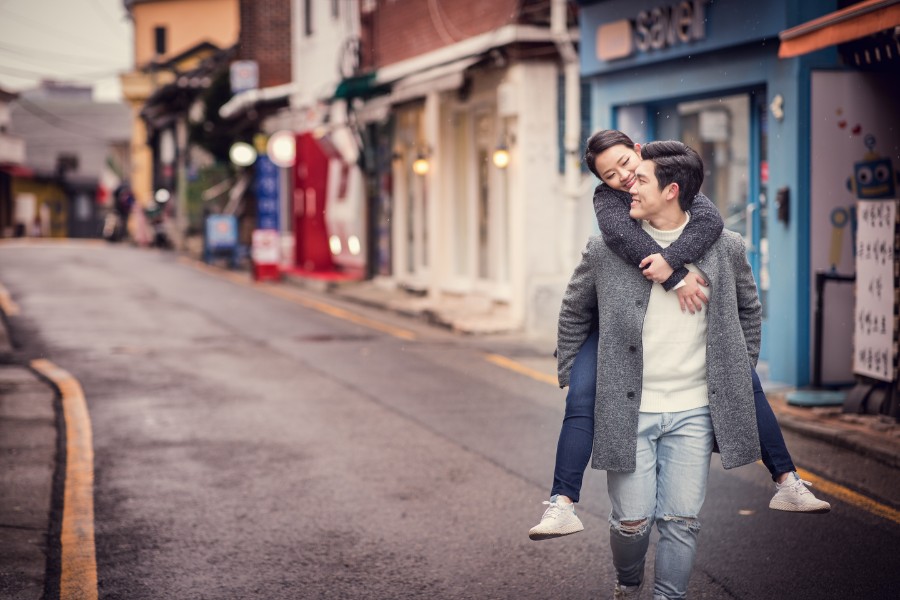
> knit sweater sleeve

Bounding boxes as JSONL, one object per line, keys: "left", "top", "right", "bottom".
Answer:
{"left": 593, "top": 185, "right": 724, "bottom": 291}
{"left": 658, "top": 192, "right": 724, "bottom": 286}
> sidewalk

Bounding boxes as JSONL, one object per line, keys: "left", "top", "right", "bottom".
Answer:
{"left": 0, "top": 320, "right": 58, "bottom": 600}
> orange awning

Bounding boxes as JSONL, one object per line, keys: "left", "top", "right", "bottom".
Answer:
{"left": 778, "top": 0, "right": 900, "bottom": 58}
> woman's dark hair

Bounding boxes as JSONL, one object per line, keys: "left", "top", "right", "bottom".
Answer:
{"left": 640, "top": 140, "right": 704, "bottom": 211}
{"left": 583, "top": 129, "right": 636, "bottom": 179}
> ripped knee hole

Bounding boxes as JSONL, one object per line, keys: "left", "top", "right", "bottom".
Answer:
{"left": 662, "top": 514, "right": 701, "bottom": 531}
{"left": 616, "top": 518, "right": 649, "bottom": 535}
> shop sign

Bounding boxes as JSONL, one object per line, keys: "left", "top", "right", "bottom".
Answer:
{"left": 230, "top": 60, "right": 258, "bottom": 94}
{"left": 255, "top": 155, "right": 280, "bottom": 231}
{"left": 251, "top": 229, "right": 281, "bottom": 265}
{"left": 205, "top": 214, "right": 238, "bottom": 250}
{"left": 597, "top": 0, "right": 707, "bottom": 62}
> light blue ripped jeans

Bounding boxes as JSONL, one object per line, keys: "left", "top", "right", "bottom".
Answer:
{"left": 606, "top": 406, "right": 714, "bottom": 600}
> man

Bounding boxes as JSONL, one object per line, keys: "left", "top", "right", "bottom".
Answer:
{"left": 556, "top": 141, "right": 762, "bottom": 599}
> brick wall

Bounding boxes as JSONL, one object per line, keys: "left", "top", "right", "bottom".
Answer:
{"left": 238, "top": 0, "right": 292, "bottom": 88}
{"left": 366, "top": 0, "right": 524, "bottom": 67}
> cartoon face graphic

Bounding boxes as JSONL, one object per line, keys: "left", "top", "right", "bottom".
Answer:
{"left": 852, "top": 156, "right": 896, "bottom": 199}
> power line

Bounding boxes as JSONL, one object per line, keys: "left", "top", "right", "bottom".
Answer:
{"left": 87, "top": 0, "right": 130, "bottom": 38}
{"left": 0, "top": 41, "right": 125, "bottom": 66}
{"left": 15, "top": 96, "right": 119, "bottom": 142}
{"left": 0, "top": 62, "right": 124, "bottom": 82}
{"left": 0, "top": 5, "right": 126, "bottom": 53}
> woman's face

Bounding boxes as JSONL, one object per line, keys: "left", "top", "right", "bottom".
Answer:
{"left": 593, "top": 143, "right": 642, "bottom": 192}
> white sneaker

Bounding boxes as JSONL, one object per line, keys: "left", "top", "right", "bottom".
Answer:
{"left": 613, "top": 580, "right": 643, "bottom": 598}
{"left": 528, "top": 496, "right": 584, "bottom": 540}
{"left": 769, "top": 472, "right": 831, "bottom": 513}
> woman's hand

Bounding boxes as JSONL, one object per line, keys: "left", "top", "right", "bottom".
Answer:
{"left": 676, "top": 272, "right": 709, "bottom": 314}
{"left": 639, "top": 253, "right": 674, "bottom": 283}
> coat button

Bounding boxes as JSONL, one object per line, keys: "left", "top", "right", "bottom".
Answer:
{"left": 627, "top": 392, "right": 635, "bottom": 398}
{"left": 635, "top": 300, "right": 642, "bottom": 307}
{"left": 629, "top": 346, "right": 636, "bottom": 352}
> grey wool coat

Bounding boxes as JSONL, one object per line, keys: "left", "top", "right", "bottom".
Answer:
{"left": 557, "top": 230, "right": 763, "bottom": 472}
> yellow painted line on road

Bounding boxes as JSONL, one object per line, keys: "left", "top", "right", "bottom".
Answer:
{"left": 794, "top": 467, "right": 900, "bottom": 526}
{"left": 0, "top": 281, "right": 20, "bottom": 316}
{"left": 488, "top": 353, "right": 900, "bottom": 525}
{"left": 179, "top": 257, "right": 417, "bottom": 341}
{"left": 485, "top": 353, "right": 558, "bottom": 386}
{"left": 30, "top": 359, "right": 98, "bottom": 600}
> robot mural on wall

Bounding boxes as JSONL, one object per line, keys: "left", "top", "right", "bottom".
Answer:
{"left": 848, "top": 134, "right": 898, "bottom": 201}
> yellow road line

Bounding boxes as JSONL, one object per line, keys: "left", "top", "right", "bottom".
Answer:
{"left": 487, "top": 353, "right": 900, "bottom": 525}
{"left": 0, "top": 282, "right": 20, "bottom": 316}
{"left": 485, "top": 353, "right": 558, "bottom": 386}
{"left": 795, "top": 467, "right": 900, "bottom": 525}
{"left": 178, "top": 257, "right": 417, "bottom": 341}
{"left": 31, "top": 359, "right": 98, "bottom": 600}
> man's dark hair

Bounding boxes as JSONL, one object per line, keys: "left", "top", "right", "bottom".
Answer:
{"left": 639, "top": 140, "right": 704, "bottom": 211}
{"left": 583, "top": 129, "right": 636, "bottom": 179}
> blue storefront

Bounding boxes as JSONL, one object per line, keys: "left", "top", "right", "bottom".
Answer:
{"left": 577, "top": 0, "right": 857, "bottom": 386}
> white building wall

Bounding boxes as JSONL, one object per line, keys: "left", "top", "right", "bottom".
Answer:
{"left": 510, "top": 62, "right": 586, "bottom": 340}
{"left": 290, "top": 0, "right": 360, "bottom": 116}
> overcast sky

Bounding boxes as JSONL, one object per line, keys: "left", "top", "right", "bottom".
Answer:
{"left": 0, "top": 0, "right": 133, "bottom": 102}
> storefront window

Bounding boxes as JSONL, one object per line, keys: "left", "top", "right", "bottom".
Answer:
{"left": 620, "top": 90, "right": 768, "bottom": 316}
{"left": 392, "top": 105, "right": 429, "bottom": 286}
{"left": 654, "top": 94, "right": 751, "bottom": 237}
{"left": 476, "top": 113, "right": 491, "bottom": 280}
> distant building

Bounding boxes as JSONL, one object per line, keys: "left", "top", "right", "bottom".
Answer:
{"left": 0, "top": 86, "right": 27, "bottom": 237}
{"left": 7, "top": 82, "right": 130, "bottom": 238}
{"left": 120, "top": 0, "right": 241, "bottom": 244}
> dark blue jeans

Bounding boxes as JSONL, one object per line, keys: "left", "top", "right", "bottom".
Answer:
{"left": 551, "top": 330, "right": 796, "bottom": 502}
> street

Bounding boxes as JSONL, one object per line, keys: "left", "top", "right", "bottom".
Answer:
{"left": 1, "top": 241, "right": 899, "bottom": 600}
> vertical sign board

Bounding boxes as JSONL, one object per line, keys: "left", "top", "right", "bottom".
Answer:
{"left": 255, "top": 155, "right": 280, "bottom": 231}
{"left": 854, "top": 198, "right": 898, "bottom": 381}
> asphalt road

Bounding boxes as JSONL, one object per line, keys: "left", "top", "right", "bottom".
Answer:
{"left": 1, "top": 241, "right": 898, "bottom": 599}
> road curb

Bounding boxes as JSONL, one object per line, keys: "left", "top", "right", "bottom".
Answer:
{"left": 776, "top": 412, "right": 900, "bottom": 469}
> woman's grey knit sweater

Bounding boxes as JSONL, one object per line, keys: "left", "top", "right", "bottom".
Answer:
{"left": 592, "top": 184, "right": 724, "bottom": 291}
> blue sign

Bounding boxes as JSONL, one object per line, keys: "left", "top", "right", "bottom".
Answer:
{"left": 255, "top": 155, "right": 280, "bottom": 231}
{"left": 579, "top": 0, "right": 791, "bottom": 76}
{"left": 205, "top": 214, "right": 238, "bottom": 250}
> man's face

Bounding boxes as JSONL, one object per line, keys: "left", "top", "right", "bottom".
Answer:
{"left": 629, "top": 160, "right": 673, "bottom": 220}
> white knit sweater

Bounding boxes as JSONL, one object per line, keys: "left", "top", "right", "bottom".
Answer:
{"left": 639, "top": 213, "right": 710, "bottom": 413}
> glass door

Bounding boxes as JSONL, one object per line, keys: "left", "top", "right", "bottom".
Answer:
{"left": 447, "top": 106, "right": 510, "bottom": 299}
{"left": 651, "top": 90, "right": 767, "bottom": 297}
{"left": 392, "top": 105, "right": 429, "bottom": 290}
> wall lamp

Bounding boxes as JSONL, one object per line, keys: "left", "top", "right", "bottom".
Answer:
{"left": 412, "top": 149, "right": 430, "bottom": 175}
{"left": 493, "top": 126, "right": 514, "bottom": 169}
{"left": 492, "top": 144, "right": 510, "bottom": 169}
